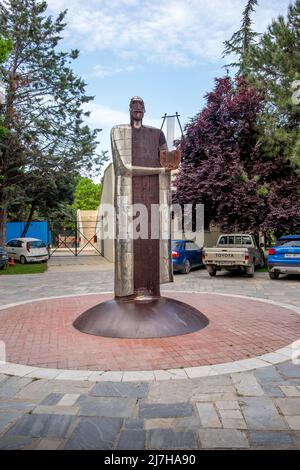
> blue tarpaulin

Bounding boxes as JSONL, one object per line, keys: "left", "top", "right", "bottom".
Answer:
{"left": 6, "top": 221, "right": 50, "bottom": 245}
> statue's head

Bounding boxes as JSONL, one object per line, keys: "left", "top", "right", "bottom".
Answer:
{"left": 129, "top": 96, "right": 145, "bottom": 125}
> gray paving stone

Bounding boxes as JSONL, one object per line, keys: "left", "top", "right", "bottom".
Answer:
{"left": 147, "top": 381, "right": 194, "bottom": 403}
{"left": 0, "top": 401, "right": 35, "bottom": 413}
{"left": 0, "top": 412, "right": 20, "bottom": 434}
{"left": 240, "top": 397, "right": 287, "bottom": 430}
{"left": 145, "top": 415, "right": 200, "bottom": 432}
{"left": 50, "top": 380, "right": 92, "bottom": 394}
{"left": 232, "top": 373, "right": 264, "bottom": 396}
{"left": 0, "top": 377, "right": 33, "bottom": 399}
{"left": 219, "top": 409, "right": 247, "bottom": 429}
{"left": 192, "top": 385, "right": 236, "bottom": 399}
{"left": 64, "top": 417, "right": 122, "bottom": 450}
{"left": 0, "top": 435, "right": 35, "bottom": 450}
{"left": 196, "top": 403, "right": 221, "bottom": 428}
{"left": 287, "top": 379, "right": 300, "bottom": 386}
{"left": 277, "top": 363, "right": 300, "bottom": 379}
{"left": 32, "top": 405, "right": 79, "bottom": 416}
{"left": 193, "top": 375, "right": 232, "bottom": 386}
{"left": 284, "top": 416, "right": 300, "bottom": 430}
{"left": 275, "top": 398, "right": 300, "bottom": 415}
{"left": 34, "top": 438, "right": 62, "bottom": 450}
{"left": 6, "top": 413, "right": 74, "bottom": 438}
{"left": 280, "top": 386, "right": 300, "bottom": 396}
{"left": 0, "top": 375, "right": 9, "bottom": 384}
{"left": 139, "top": 403, "right": 194, "bottom": 419}
{"left": 216, "top": 401, "right": 240, "bottom": 410}
{"left": 254, "top": 367, "right": 283, "bottom": 383}
{"left": 249, "top": 431, "right": 295, "bottom": 448}
{"left": 40, "top": 393, "right": 63, "bottom": 406}
{"left": 117, "top": 430, "right": 146, "bottom": 450}
{"left": 91, "top": 382, "right": 149, "bottom": 399}
{"left": 123, "top": 418, "right": 144, "bottom": 430}
{"left": 147, "top": 429, "right": 198, "bottom": 450}
{"left": 16, "top": 379, "right": 91, "bottom": 401}
{"left": 199, "top": 429, "right": 249, "bottom": 449}
{"left": 192, "top": 391, "right": 237, "bottom": 402}
{"left": 259, "top": 383, "right": 285, "bottom": 398}
{"left": 57, "top": 394, "right": 80, "bottom": 406}
{"left": 78, "top": 396, "right": 136, "bottom": 418}
{"left": 15, "top": 379, "right": 56, "bottom": 401}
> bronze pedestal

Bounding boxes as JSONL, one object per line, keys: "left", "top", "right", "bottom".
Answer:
{"left": 73, "top": 296, "right": 209, "bottom": 338}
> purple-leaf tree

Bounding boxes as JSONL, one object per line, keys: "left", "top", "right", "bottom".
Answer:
{"left": 174, "top": 76, "right": 300, "bottom": 236}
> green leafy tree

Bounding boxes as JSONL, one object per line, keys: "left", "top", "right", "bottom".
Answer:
{"left": 0, "top": 36, "right": 12, "bottom": 138}
{"left": 0, "top": 36, "right": 12, "bottom": 63}
{"left": 249, "top": 0, "right": 300, "bottom": 172}
{"left": 223, "top": 0, "right": 259, "bottom": 75}
{"left": 0, "top": 0, "right": 107, "bottom": 245}
{"left": 73, "top": 176, "right": 102, "bottom": 211}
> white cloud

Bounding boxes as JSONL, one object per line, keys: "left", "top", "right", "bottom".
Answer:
{"left": 46, "top": 0, "right": 291, "bottom": 66}
{"left": 83, "top": 101, "right": 163, "bottom": 166}
{"left": 84, "top": 102, "right": 161, "bottom": 129}
{"left": 84, "top": 102, "right": 129, "bottom": 127}
{"left": 90, "top": 64, "right": 136, "bottom": 79}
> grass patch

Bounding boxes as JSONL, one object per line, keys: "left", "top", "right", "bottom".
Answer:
{"left": 0, "top": 262, "right": 48, "bottom": 275}
{"left": 257, "top": 266, "right": 268, "bottom": 272}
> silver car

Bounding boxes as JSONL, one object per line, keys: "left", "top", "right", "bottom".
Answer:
{"left": 5, "top": 238, "right": 49, "bottom": 264}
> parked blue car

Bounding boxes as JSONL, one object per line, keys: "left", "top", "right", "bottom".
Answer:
{"left": 268, "top": 235, "right": 300, "bottom": 279}
{"left": 172, "top": 240, "right": 203, "bottom": 274}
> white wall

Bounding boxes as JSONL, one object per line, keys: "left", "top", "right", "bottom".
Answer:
{"left": 96, "top": 163, "right": 115, "bottom": 262}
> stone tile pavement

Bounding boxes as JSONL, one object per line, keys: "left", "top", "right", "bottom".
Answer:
{"left": 0, "top": 363, "right": 300, "bottom": 449}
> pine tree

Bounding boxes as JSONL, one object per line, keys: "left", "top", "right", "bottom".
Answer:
{"left": 0, "top": 36, "right": 12, "bottom": 137}
{"left": 249, "top": 0, "right": 300, "bottom": 173}
{"left": 0, "top": 0, "right": 106, "bottom": 245}
{"left": 223, "top": 0, "right": 259, "bottom": 75}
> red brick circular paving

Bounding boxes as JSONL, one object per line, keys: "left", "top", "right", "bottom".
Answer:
{"left": 1, "top": 293, "right": 300, "bottom": 371}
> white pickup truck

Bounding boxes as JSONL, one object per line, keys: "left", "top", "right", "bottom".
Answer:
{"left": 202, "top": 234, "right": 265, "bottom": 277}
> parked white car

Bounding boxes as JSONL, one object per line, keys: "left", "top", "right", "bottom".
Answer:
{"left": 202, "top": 234, "right": 265, "bottom": 277}
{"left": 5, "top": 238, "right": 49, "bottom": 264}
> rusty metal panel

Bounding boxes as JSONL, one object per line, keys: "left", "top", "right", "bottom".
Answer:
{"left": 132, "top": 127, "right": 161, "bottom": 297}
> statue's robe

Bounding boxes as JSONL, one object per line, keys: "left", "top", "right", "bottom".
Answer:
{"left": 111, "top": 124, "right": 173, "bottom": 298}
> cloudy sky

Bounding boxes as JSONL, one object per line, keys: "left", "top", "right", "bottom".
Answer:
{"left": 46, "top": 0, "right": 292, "bottom": 178}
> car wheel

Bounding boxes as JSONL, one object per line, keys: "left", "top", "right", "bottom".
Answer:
{"left": 181, "top": 259, "right": 191, "bottom": 274}
{"left": 269, "top": 271, "right": 280, "bottom": 280}
{"left": 208, "top": 269, "right": 217, "bottom": 277}
{"left": 20, "top": 255, "right": 26, "bottom": 265}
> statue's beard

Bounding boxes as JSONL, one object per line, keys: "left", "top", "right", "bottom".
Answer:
{"left": 130, "top": 114, "right": 143, "bottom": 126}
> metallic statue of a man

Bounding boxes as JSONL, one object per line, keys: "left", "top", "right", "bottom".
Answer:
{"left": 111, "top": 96, "right": 181, "bottom": 300}
{"left": 74, "top": 97, "right": 207, "bottom": 338}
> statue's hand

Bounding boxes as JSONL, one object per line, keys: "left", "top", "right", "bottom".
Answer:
{"left": 160, "top": 149, "right": 181, "bottom": 170}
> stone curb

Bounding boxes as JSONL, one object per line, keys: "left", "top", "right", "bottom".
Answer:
{"left": 0, "top": 292, "right": 299, "bottom": 382}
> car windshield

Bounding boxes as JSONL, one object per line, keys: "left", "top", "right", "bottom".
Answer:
{"left": 278, "top": 240, "right": 300, "bottom": 247}
{"left": 29, "top": 240, "right": 46, "bottom": 248}
{"left": 172, "top": 241, "right": 181, "bottom": 249}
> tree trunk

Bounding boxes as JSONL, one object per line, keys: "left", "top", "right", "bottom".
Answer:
{"left": 21, "top": 201, "right": 36, "bottom": 238}
{"left": 0, "top": 205, "right": 7, "bottom": 246}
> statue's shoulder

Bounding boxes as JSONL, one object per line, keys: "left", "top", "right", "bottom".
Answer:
{"left": 143, "top": 124, "right": 160, "bottom": 131}
{"left": 111, "top": 125, "right": 131, "bottom": 140}
{"left": 111, "top": 124, "right": 130, "bottom": 131}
